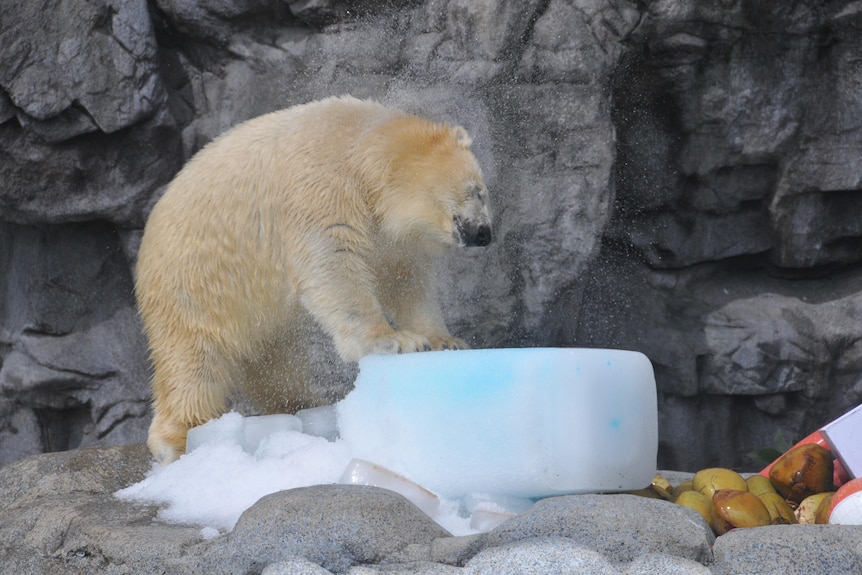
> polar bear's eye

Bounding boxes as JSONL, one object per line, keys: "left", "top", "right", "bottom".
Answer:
{"left": 468, "top": 183, "right": 484, "bottom": 200}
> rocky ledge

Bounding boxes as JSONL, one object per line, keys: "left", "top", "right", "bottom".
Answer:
{"left": 2, "top": 445, "right": 861, "bottom": 574}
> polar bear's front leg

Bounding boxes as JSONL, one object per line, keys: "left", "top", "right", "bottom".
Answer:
{"left": 297, "top": 253, "right": 433, "bottom": 362}
{"left": 376, "top": 256, "right": 469, "bottom": 352}
{"left": 305, "top": 293, "right": 434, "bottom": 362}
{"left": 359, "top": 323, "right": 434, "bottom": 356}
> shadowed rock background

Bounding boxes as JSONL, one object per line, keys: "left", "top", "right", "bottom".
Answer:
{"left": 1, "top": 0, "right": 861, "bottom": 472}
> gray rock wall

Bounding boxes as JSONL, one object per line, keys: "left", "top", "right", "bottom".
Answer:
{"left": 1, "top": 0, "right": 861, "bottom": 470}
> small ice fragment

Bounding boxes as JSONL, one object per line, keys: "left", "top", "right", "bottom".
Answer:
{"left": 186, "top": 412, "right": 244, "bottom": 453}
{"left": 339, "top": 458, "right": 440, "bottom": 517}
{"left": 242, "top": 414, "right": 303, "bottom": 454}
{"left": 463, "top": 494, "right": 532, "bottom": 531}
{"left": 200, "top": 526, "right": 221, "bottom": 539}
{"left": 296, "top": 405, "right": 339, "bottom": 441}
{"left": 469, "top": 508, "right": 517, "bottom": 531}
{"left": 462, "top": 493, "right": 534, "bottom": 515}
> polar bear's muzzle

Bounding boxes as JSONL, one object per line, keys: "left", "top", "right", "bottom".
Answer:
{"left": 455, "top": 216, "right": 493, "bottom": 247}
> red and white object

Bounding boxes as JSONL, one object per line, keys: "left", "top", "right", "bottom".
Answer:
{"left": 821, "top": 403, "right": 862, "bottom": 480}
{"left": 829, "top": 478, "right": 862, "bottom": 525}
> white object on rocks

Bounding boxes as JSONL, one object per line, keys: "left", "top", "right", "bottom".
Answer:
{"left": 339, "top": 458, "right": 440, "bottom": 517}
{"left": 337, "top": 348, "right": 658, "bottom": 498}
{"left": 186, "top": 413, "right": 303, "bottom": 455}
{"left": 829, "top": 478, "right": 862, "bottom": 525}
{"left": 242, "top": 414, "right": 304, "bottom": 453}
{"left": 469, "top": 508, "right": 518, "bottom": 532}
{"left": 296, "top": 405, "right": 340, "bottom": 441}
{"left": 821, "top": 402, "right": 862, "bottom": 479}
{"left": 466, "top": 496, "right": 527, "bottom": 532}
{"left": 463, "top": 493, "right": 534, "bottom": 531}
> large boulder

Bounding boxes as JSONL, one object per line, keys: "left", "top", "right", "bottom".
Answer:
{"left": 217, "top": 486, "right": 451, "bottom": 573}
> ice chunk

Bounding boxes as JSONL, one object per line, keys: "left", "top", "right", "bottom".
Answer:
{"left": 464, "top": 493, "right": 534, "bottom": 531}
{"left": 337, "top": 348, "right": 658, "bottom": 498}
{"left": 339, "top": 458, "right": 440, "bottom": 517}
{"left": 185, "top": 413, "right": 303, "bottom": 455}
{"left": 241, "top": 414, "right": 303, "bottom": 454}
{"left": 296, "top": 405, "right": 339, "bottom": 441}
{"left": 185, "top": 411, "right": 244, "bottom": 453}
{"left": 462, "top": 493, "right": 534, "bottom": 515}
{"left": 469, "top": 507, "right": 517, "bottom": 531}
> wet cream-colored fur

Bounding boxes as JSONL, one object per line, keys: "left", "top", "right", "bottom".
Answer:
{"left": 136, "top": 96, "right": 493, "bottom": 464}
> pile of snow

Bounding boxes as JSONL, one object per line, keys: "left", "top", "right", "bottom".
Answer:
{"left": 115, "top": 411, "right": 517, "bottom": 537}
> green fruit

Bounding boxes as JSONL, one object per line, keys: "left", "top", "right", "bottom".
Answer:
{"left": 675, "top": 490, "right": 714, "bottom": 527}
{"left": 746, "top": 474, "right": 777, "bottom": 497}
{"left": 757, "top": 492, "right": 797, "bottom": 525}
{"left": 693, "top": 468, "right": 748, "bottom": 499}
{"left": 713, "top": 489, "right": 771, "bottom": 534}
{"left": 672, "top": 480, "right": 693, "bottom": 498}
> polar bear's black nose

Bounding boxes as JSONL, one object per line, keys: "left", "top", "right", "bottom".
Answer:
{"left": 455, "top": 217, "right": 493, "bottom": 247}
{"left": 462, "top": 222, "right": 492, "bottom": 247}
{"left": 473, "top": 224, "right": 492, "bottom": 247}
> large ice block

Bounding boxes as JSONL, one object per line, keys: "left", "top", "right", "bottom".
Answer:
{"left": 337, "top": 348, "right": 658, "bottom": 498}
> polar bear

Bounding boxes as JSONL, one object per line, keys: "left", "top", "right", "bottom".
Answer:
{"left": 135, "top": 96, "right": 493, "bottom": 464}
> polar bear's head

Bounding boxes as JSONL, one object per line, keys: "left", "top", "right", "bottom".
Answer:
{"left": 373, "top": 118, "right": 493, "bottom": 252}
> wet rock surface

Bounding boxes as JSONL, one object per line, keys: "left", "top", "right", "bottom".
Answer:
{"left": 2, "top": 445, "right": 861, "bottom": 574}
{"left": 2, "top": 0, "right": 862, "bottom": 473}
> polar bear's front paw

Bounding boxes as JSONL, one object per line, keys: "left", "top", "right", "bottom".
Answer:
{"left": 428, "top": 335, "right": 469, "bottom": 351}
{"left": 147, "top": 415, "right": 189, "bottom": 466}
{"left": 362, "top": 329, "right": 432, "bottom": 356}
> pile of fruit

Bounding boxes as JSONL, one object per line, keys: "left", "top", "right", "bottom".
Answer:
{"left": 640, "top": 444, "right": 860, "bottom": 535}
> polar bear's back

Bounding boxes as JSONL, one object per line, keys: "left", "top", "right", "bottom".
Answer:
{"left": 165, "top": 96, "right": 394, "bottom": 205}
{"left": 136, "top": 97, "right": 396, "bottom": 342}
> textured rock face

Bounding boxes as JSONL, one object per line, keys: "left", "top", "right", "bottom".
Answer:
{"left": 1, "top": 0, "right": 861, "bottom": 472}
{"left": 0, "top": 0, "right": 163, "bottom": 142}
{"left": 581, "top": 0, "right": 862, "bottom": 468}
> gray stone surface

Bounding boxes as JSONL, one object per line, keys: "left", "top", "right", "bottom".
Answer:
{"left": 223, "top": 485, "right": 451, "bottom": 574}
{"left": 624, "top": 553, "right": 712, "bottom": 575}
{"left": 348, "top": 562, "right": 463, "bottom": 575}
{"left": 711, "top": 525, "right": 862, "bottom": 575}
{"left": 263, "top": 557, "right": 339, "bottom": 575}
{"left": 484, "top": 494, "right": 715, "bottom": 564}
{"left": 0, "top": 445, "right": 208, "bottom": 575}
{"left": 430, "top": 533, "right": 488, "bottom": 567}
{"left": 465, "top": 537, "right": 620, "bottom": 574}
{"left": 1, "top": 0, "right": 862, "bottom": 477}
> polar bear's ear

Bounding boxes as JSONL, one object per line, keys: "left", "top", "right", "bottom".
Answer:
{"left": 453, "top": 126, "right": 472, "bottom": 148}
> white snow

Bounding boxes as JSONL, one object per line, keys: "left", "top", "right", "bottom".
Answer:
{"left": 116, "top": 412, "right": 355, "bottom": 532}
{"left": 115, "top": 411, "right": 485, "bottom": 536}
